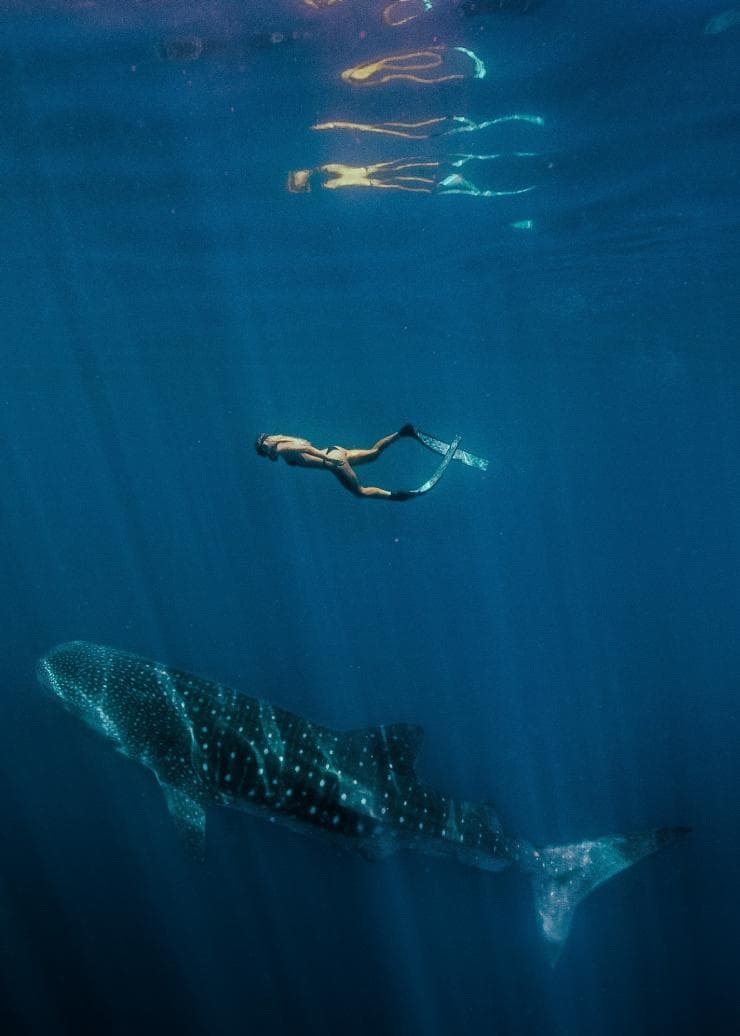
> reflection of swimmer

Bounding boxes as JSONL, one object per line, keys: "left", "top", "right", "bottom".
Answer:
{"left": 301, "top": 0, "right": 538, "bottom": 24}
{"left": 301, "top": 0, "right": 429, "bottom": 24}
{"left": 460, "top": 0, "right": 540, "bottom": 14}
{"left": 255, "top": 427, "right": 421, "bottom": 500}
{"left": 341, "top": 46, "right": 486, "bottom": 86}
{"left": 313, "top": 117, "right": 450, "bottom": 141}
{"left": 383, "top": 0, "right": 433, "bottom": 26}
{"left": 312, "top": 114, "right": 545, "bottom": 140}
{"left": 287, "top": 153, "right": 541, "bottom": 197}
{"left": 289, "top": 160, "right": 437, "bottom": 193}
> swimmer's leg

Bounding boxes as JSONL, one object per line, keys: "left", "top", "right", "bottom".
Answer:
{"left": 332, "top": 464, "right": 392, "bottom": 499}
{"left": 346, "top": 425, "right": 416, "bottom": 465}
{"left": 346, "top": 431, "right": 399, "bottom": 466}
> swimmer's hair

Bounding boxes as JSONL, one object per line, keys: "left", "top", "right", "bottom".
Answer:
{"left": 255, "top": 433, "right": 279, "bottom": 460}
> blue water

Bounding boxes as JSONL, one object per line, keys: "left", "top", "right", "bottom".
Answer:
{"left": 2, "top": 1, "right": 739, "bottom": 1033}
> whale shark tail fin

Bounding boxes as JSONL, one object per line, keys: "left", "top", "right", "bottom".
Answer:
{"left": 532, "top": 825, "right": 689, "bottom": 964}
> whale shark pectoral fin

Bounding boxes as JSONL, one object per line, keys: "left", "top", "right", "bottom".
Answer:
{"left": 533, "top": 826, "right": 690, "bottom": 964}
{"left": 160, "top": 783, "right": 207, "bottom": 862}
{"left": 381, "top": 723, "right": 424, "bottom": 773}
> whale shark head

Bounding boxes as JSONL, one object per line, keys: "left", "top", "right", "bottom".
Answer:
{"left": 38, "top": 641, "right": 202, "bottom": 776}
{"left": 37, "top": 641, "right": 137, "bottom": 747}
{"left": 38, "top": 641, "right": 106, "bottom": 712}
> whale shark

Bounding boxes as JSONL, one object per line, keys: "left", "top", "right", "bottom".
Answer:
{"left": 38, "top": 641, "right": 688, "bottom": 960}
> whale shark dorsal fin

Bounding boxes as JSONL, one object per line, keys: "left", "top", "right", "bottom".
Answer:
{"left": 340, "top": 723, "right": 423, "bottom": 774}
{"left": 160, "top": 783, "right": 207, "bottom": 862}
{"left": 382, "top": 723, "right": 424, "bottom": 772}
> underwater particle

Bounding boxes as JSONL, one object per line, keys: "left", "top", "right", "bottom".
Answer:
{"left": 159, "top": 36, "right": 204, "bottom": 62}
{"left": 703, "top": 7, "right": 740, "bottom": 33}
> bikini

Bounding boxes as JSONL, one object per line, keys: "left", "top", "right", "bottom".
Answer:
{"left": 284, "top": 446, "right": 341, "bottom": 467}
{"left": 323, "top": 446, "right": 343, "bottom": 467}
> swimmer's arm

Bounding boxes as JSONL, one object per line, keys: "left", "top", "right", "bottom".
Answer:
{"left": 304, "top": 444, "right": 333, "bottom": 460}
{"left": 300, "top": 447, "right": 343, "bottom": 468}
{"left": 274, "top": 444, "right": 311, "bottom": 466}
{"left": 275, "top": 443, "right": 342, "bottom": 468}
{"left": 275, "top": 441, "right": 322, "bottom": 459}
{"left": 275, "top": 447, "right": 332, "bottom": 469}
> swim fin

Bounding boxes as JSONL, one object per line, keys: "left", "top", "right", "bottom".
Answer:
{"left": 389, "top": 435, "right": 461, "bottom": 500}
{"left": 416, "top": 429, "right": 489, "bottom": 472}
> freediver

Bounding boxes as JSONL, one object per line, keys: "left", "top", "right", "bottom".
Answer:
{"left": 255, "top": 426, "right": 420, "bottom": 500}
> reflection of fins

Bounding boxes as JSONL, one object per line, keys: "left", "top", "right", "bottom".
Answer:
{"left": 533, "top": 826, "right": 690, "bottom": 964}
{"left": 416, "top": 430, "right": 489, "bottom": 472}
